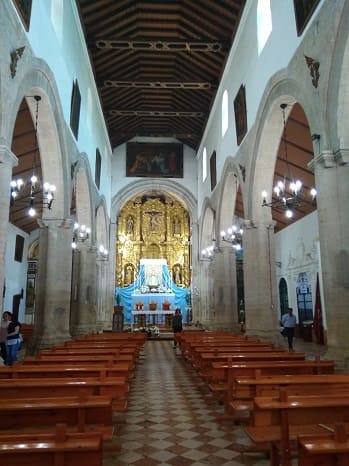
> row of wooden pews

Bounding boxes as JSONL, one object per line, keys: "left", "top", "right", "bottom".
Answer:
{"left": 176, "top": 330, "right": 349, "bottom": 465}
{"left": 0, "top": 331, "right": 146, "bottom": 465}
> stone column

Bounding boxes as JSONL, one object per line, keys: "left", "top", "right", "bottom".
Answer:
{"left": 190, "top": 222, "right": 201, "bottom": 323}
{"left": 243, "top": 219, "right": 279, "bottom": 341}
{"left": 209, "top": 245, "right": 237, "bottom": 331}
{"left": 310, "top": 149, "right": 349, "bottom": 369}
{"left": 31, "top": 218, "right": 73, "bottom": 349}
{"left": 70, "top": 243, "right": 97, "bottom": 336}
{"left": 0, "top": 144, "right": 18, "bottom": 310}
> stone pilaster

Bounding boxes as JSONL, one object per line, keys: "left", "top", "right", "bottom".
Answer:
{"left": 208, "top": 245, "right": 238, "bottom": 331}
{"left": 31, "top": 218, "right": 73, "bottom": 349}
{"left": 243, "top": 219, "right": 279, "bottom": 342}
{"left": 0, "top": 145, "right": 18, "bottom": 311}
{"left": 310, "top": 149, "right": 349, "bottom": 370}
{"left": 96, "top": 258, "right": 111, "bottom": 330}
{"left": 70, "top": 243, "right": 97, "bottom": 336}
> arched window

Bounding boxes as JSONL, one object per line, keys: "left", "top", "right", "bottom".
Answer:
{"left": 257, "top": 0, "right": 272, "bottom": 55}
{"left": 222, "top": 90, "right": 228, "bottom": 137}
{"left": 296, "top": 272, "right": 313, "bottom": 325}
{"left": 202, "top": 147, "right": 207, "bottom": 182}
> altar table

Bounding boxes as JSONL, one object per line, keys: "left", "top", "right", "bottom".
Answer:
{"left": 131, "top": 310, "right": 174, "bottom": 328}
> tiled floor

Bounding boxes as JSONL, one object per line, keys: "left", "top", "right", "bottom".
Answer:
{"left": 105, "top": 340, "right": 275, "bottom": 466}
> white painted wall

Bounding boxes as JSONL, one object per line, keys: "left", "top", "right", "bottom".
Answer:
{"left": 22, "top": 0, "right": 112, "bottom": 209}
{"left": 274, "top": 212, "right": 324, "bottom": 326}
{"left": 196, "top": 0, "right": 324, "bottom": 212}
{"left": 112, "top": 138, "right": 198, "bottom": 204}
{"left": 3, "top": 224, "right": 30, "bottom": 321}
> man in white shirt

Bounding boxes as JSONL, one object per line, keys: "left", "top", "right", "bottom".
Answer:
{"left": 281, "top": 308, "right": 297, "bottom": 351}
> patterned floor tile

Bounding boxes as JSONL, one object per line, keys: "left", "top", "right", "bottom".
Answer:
{"left": 103, "top": 340, "right": 280, "bottom": 466}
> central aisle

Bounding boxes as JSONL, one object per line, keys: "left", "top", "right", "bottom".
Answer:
{"left": 104, "top": 340, "right": 270, "bottom": 466}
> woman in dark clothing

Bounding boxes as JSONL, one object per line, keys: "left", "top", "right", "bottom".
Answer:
{"left": 5, "top": 311, "right": 21, "bottom": 366}
{"left": 172, "top": 308, "right": 183, "bottom": 348}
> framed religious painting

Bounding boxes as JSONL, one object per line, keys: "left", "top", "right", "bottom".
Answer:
{"left": 293, "top": 0, "right": 321, "bottom": 36}
{"left": 126, "top": 142, "right": 183, "bottom": 178}
{"left": 234, "top": 85, "right": 247, "bottom": 146}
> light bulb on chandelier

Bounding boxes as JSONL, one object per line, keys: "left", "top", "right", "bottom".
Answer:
{"left": 261, "top": 103, "right": 317, "bottom": 218}
{"left": 10, "top": 95, "right": 56, "bottom": 217}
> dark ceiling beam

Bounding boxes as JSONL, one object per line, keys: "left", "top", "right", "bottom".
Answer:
{"left": 282, "top": 137, "right": 314, "bottom": 157}
{"left": 116, "top": 132, "right": 199, "bottom": 139}
{"left": 91, "top": 38, "right": 228, "bottom": 52}
{"left": 100, "top": 80, "right": 217, "bottom": 90}
{"left": 109, "top": 110, "right": 204, "bottom": 118}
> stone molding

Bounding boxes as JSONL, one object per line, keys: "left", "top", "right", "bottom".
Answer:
{"left": 0, "top": 145, "right": 18, "bottom": 166}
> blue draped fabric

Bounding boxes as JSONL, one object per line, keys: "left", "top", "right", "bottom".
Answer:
{"left": 115, "top": 264, "right": 189, "bottom": 324}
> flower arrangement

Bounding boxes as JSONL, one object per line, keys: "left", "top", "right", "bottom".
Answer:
{"left": 135, "top": 301, "right": 144, "bottom": 310}
{"left": 149, "top": 301, "right": 157, "bottom": 310}
{"left": 134, "top": 325, "right": 160, "bottom": 338}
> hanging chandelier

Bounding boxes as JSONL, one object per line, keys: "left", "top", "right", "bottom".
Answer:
{"left": 10, "top": 95, "right": 56, "bottom": 217}
{"left": 71, "top": 222, "right": 91, "bottom": 249}
{"left": 220, "top": 224, "right": 243, "bottom": 250}
{"left": 261, "top": 103, "right": 317, "bottom": 219}
{"left": 201, "top": 240, "right": 216, "bottom": 258}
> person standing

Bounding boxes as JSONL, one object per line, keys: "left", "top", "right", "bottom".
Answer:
{"left": 281, "top": 307, "right": 297, "bottom": 351}
{"left": 0, "top": 312, "right": 10, "bottom": 364}
{"left": 5, "top": 311, "right": 21, "bottom": 366}
{"left": 172, "top": 308, "right": 183, "bottom": 349}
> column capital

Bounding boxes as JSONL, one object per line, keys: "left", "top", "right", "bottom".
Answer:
{"left": 243, "top": 219, "right": 276, "bottom": 231}
{"left": 308, "top": 150, "right": 336, "bottom": 169}
{"left": 0, "top": 145, "right": 18, "bottom": 167}
{"left": 335, "top": 148, "right": 349, "bottom": 165}
{"left": 37, "top": 218, "right": 74, "bottom": 230}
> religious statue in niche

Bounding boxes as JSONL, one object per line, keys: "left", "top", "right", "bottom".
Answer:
{"left": 126, "top": 215, "right": 134, "bottom": 235}
{"left": 172, "top": 264, "right": 182, "bottom": 285}
{"left": 172, "top": 216, "right": 181, "bottom": 236}
{"left": 124, "top": 263, "right": 134, "bottom": 286}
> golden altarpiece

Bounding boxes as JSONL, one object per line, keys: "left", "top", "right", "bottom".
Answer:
{"left": 115, "top": 193, "right": 191, "bottom": 290}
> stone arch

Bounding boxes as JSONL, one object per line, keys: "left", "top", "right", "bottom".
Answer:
{"left": 248, "top": 77, "right": 323, "bottom": 223}
{"left": 0, "top": 58, "right": 71, "bottom": 220}
{"left": 216, "top": 158, "right": 244, "bottom": 247}
{"left": 73, "top": 156, "right": 95, "bottom": 244}
{"left": 200, "top": 199, "right": 215, "bottom": 254}
{"left": 112, "top": 179, "right": 197, "bottom": 223}
{"left": 96, "top": 198, "right": 109, "bottom": 251}
{"left": 326, "top": 0, "right": 349, "bottom": 148}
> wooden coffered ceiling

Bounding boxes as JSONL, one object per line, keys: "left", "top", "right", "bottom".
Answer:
{"left": 76, "top": 0, "right": 247, "bottom": 150}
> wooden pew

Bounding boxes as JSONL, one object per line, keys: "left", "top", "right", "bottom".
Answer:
{"left": 0, "top": 376, "right": 129, "bottom": 411}
{"left": 0, "top": 395, "right": 114, "bottom": 440}
{"left": 24, "top": 354, "right": 135, "bottom": 368}
{"left": 207, "top": 359, "right": 334, "bottom": 417}
{"left": 37, "top": 349, "right": 137, "bottom": 365}
{"left": 196, "top": 351, "right": 305, "bottom": 376}
{"left": 209, "top": 359, "right": 334, "bottom": 384}
{"left": 245, "top": 390, "right": 349, "bottom": 466}
{"left": 189, "top": 346, "right": 284, "bottom": 370}
{"left": 0, "top": 423, "right": 103, "bottom": 466}
{"left": 298, "top": 422, "right": 349, "bottom": 466}
{"left": 234, "top": 373, "right": 349, "bottom": 399}
{"left": 0, "top": 363, "right": 132, "bottom": 380}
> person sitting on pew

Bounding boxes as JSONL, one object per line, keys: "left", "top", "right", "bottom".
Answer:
{"left": 281, "top": 307, "right": 297, "bottom": 351}
{"left": 5, "top": 311, "right": 21, "bottom": 365}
